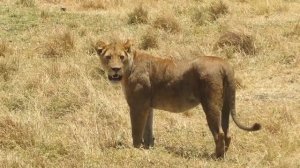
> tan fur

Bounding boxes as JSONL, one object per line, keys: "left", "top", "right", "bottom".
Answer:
{"left": 95, "top": 39, "right": 261, "bottom": 158}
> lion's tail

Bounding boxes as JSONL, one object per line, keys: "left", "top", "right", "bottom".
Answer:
{"left": 224, "top": 66, "right": 261, "bottom": 131}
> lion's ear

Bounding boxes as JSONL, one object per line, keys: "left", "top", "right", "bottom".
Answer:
{"left": 124, "top": 39, "right": 133, "bottom": 53}
{"left": 95, "top": 40, "right": 107, "bottom": 56}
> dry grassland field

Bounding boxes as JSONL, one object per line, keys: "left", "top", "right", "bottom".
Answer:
{"left": 0, "top": 0, "right": 299, "bottom": 167}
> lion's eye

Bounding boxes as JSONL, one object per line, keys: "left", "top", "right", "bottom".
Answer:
{"left": 120, "top": 55, "right": 125, "bottom": 60}
{"left": 105, "top": 56, "right": 111, "bottom": 60}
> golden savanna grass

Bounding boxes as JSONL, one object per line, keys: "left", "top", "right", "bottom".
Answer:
{"left": 128, "top": 5, "right": 149, "bottom": 24}
{"left": 0, "top": 41, "right": 11, "bottom": 57}
{"left": 140, "top": 29, "right": 159, "bottom": 50}
{"left": 214, "top": 31, "right": 256, "bottom": 55}
{"left": 0, "top": 0, "right": 299, "bottom": 167}
{"left": 153, "top": 14, "right": 181, "bottom": 33}
{"left": 42, "top": 29, "right": 75, "bottom": 58}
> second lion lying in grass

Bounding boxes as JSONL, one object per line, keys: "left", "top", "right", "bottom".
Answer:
{"left": 95, "top": 39, "right": 261, "bottom": 158}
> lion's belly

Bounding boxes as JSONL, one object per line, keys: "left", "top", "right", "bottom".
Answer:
{"left": 151, "top": 89, "right": 200, "bottom": 112}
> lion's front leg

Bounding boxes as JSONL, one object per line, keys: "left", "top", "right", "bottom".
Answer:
{"left": 129, "top": 106, "right": 150, "bottom": 148}
{"left": 143, "top": 108, "right": 154, "bottom": 148}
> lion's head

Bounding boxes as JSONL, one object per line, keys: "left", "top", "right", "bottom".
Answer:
{"left": 95, "top": 40, "right": 133, "bottom": 83}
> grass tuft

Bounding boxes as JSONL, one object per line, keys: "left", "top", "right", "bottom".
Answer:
{"left": 16, "top": 0, "right": 35, "bottom": 7}
{"left": 43, "top": 30, "right": 75, "bottom": 58}
{"left": 40, "top": 10, "right": 51, "bottom": 19}
{"left": 128, "top": 6, "right": 149, "bottom": 24}
{"left": 252, "top": 0, "right": 289, "bottom": 15}
{"left": 3, "top": 96, "right": 27, "bottom": 112}
{"left": 0, "top": 58, "right": 19, "bottom": 81}
{"left": 214, "top": 31, "right": 256, "bottom": 55}
{"left": 80, "top": 0, "right": 124, "bottom": 10}
{"left": 285, "top": 23, "right": 300, "bottom": 37}
{"left": 191, "top": 8, "right": 211, "bottom": 26}
{"left": 80, "top": 0, "right": 106, "bottom": 10}
{"left": 140, "top": 29, "right": 158, "bottom": 50}
{"left": 0, "top": 117, "right": 35, "bottom": 150}
{"left": 0, "top": 41, "right": 11, "bottom": 57}
{"left": 45, "top": 86, "right": 87, "bottom": 119}
{"left": 153, "top": 15, "right": 181, "bottom": 33}
{"left": 292, "top": 23, "right": 300, "bottom": 36}
{"left": 208, "top": 0, "right": 229, "bottom": 20}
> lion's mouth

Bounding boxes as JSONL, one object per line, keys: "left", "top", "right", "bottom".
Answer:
{"left": 108, "top": 74, "right": 122, "bottom": 82}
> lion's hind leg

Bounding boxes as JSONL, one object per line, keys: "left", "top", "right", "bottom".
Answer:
{"left": 201, "top": 87, "right": 225, "bottom": 158}
{"left": 222, "top": 99, "right": 231, "bottom": 152}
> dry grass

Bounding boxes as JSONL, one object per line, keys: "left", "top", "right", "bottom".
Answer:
{"left": 285, "top": 23, "right": 300, "bottom": 37}
{"left": 0, "top": 116, "right": 35, "bottom": 150}
{"left": 214, "top": 31, "right": 256, "bottom": 55}
{"left": 0, "top": 0, "right": 299, "bottom": 167}
{"left": 208, "top": 0, "right": 229, "bottom": 20}
{"left": 16, "top": 0, "right": 35, "bottom": 7}
{"left": 292, "top": 23, "right": 300, "bottom": 36}
{"left": 42, "top": 29, "right": 75, "bottom": 58}
{"left": 251, "top": 0, "right": 289, "bottom": 15}
{"left": 40, "top": 10, "right": 50, "bottom": 19}
{"left": 153, "top": 15, "right": 181, "bottom": 33}
{"left": 128, "top": 5, "right": 149, "bottom": 24}
{"left": 79, "top": 0, "right": 123, "bottom": 10}
{"left": 140, "top": 29, "right": 159, "bottom": 50}
{"left": 80, "top": 0, "right": 105, "bottom": 10}
{"left": 0, "top": 41, "right": 11, "bottom": 57}
{"left": 0, "top": 57, "right": 19, "bottom": 81}
{"left": 191, "top": 1, "right": 228, "bottom": 25}
{"left": 192, "top": 8, "right": 212, "bottom": 26}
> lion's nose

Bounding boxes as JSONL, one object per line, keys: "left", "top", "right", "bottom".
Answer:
{"left": 111, "top": 67, "right": 121, "bottom": 73}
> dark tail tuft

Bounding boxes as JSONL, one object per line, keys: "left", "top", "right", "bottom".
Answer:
{"left": 252, "top": 123, "right": 261, "bottom": 131}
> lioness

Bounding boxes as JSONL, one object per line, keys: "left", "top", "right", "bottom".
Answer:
{"left": 95, "top": 39, "right": 261, "bottom": 158}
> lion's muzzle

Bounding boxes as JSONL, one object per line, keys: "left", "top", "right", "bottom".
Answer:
{"left": 107, "top": 67, "right": 123, "bottom": 82}
{"left": 108, "top": 74, "right": 123, "bottom": 82}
